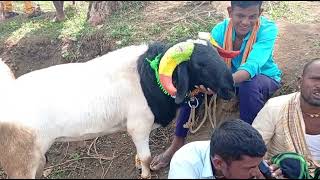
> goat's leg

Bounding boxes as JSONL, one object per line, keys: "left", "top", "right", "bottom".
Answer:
{"left": 135, "top": 154, "right": 142, "bottom": 170}
{"left": 0, "top": 124, "right": 45, "bottom": 179}
{"left": 130, "top": 131, "right": 152, "bottom": 179}
{"left": 127, "top": 119, "right": 153, "bottom": 179}
{"left": 6, "top": 150, "right": 45, "bottom": 179}
{"left": 35, "top": 154, "right": 46, "bottom": 178}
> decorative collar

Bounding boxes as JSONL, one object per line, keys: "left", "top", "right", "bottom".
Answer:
{"left": 146, "top": 54, "right": 174, "bottom": 98}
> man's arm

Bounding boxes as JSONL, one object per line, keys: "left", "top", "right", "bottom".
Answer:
{"left": 252, "top": 100, "right": 278, "bottom": 145}
{"left": 232, "top": 70, "right": 250, "bottom": 84}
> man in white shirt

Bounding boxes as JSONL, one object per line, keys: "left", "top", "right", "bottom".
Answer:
{"left": 252, "top": 58, "right": 320, "bottom": 175}
{"left": 168, "top": 119, "right": 283, "bottom": 179}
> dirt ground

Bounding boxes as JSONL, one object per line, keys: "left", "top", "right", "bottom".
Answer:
{"left": 0, "top": 1, "right": 319, "bottom": 179}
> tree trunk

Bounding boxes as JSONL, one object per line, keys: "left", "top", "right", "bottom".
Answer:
{"left": 87, "top": 1, "right": 124, "bottom": 27}
{"left": 52, "top": 1, "right": 65, "bottom": 21}
{"left": 0, "top": 2, "right": 4, "bottom": 21}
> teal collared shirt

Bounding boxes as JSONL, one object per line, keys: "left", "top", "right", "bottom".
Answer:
{"left": 211, "top": 16, "right": 282, "bottom": 82}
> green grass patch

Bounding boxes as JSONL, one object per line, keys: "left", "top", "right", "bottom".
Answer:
{"left": 165, "top": 16, "right": 219, "bottom": 44}
{"left": 48, "top": 169, "right": 68, "bottom": 179}
{"left": 1, "top": 1, "right": 314, "bottom": 64}
{"left": 1, "top": 1, "right": 315, "bottom": 47}
{"left": 263, "top": 1, "right": 314, "bottom": 23}
{"left": 69, "top": 152, "right": 81, "bottom": 161}
{"left": 0, "top": 2, "right": 91, "bottom": 45}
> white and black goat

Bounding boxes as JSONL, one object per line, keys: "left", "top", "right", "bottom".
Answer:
{"left": 0, "top": 39, "right": 234, "bottom": 178}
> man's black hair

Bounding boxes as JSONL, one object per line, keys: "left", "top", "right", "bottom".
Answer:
{"left": 210, "top": 119, "right": 267, "bottom": 164}
{"left": 302, "top": 58, "right": 320, "bottom": 77}
{"left": 231, "top": 1, "right": 263, "bottom": 9}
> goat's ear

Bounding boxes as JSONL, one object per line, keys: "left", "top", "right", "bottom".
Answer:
{"left": 175, "top": 62, "right": 189, "bottom": 104}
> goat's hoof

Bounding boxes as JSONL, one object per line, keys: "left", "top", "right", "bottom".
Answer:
{"left": 135, "top": 154, "right": 142, "bottom": 170}
{"left": 139, "top": 174, "right": 152, "bottom": 179}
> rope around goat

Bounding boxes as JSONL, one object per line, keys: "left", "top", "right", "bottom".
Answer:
{"left": 183, "top": 93, "right": 217, "bottom": 134}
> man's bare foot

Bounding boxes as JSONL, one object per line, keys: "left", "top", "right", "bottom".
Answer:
{"left": 150, "top": 136, "right": 185, "bottom": 171}
{"left": 150, "top": 152, "right": 172, "bottom": 171}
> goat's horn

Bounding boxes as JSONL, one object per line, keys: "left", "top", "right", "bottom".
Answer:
{"left": 198, "top": 32, "right": 240, "bottom": 59}
{"left": 158, "top": 41, "right": 195, "bottom": 97}
{"left": 209, "top": 36, "right": 240, "bottom": 59}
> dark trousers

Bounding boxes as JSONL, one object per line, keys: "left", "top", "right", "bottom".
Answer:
{"left": 175, "top": 74, "right": 280, "bottom": 137}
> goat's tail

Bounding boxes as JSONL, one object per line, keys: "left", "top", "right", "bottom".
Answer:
{"left": 0, "top": 58, "right": 16, "bottom": 82}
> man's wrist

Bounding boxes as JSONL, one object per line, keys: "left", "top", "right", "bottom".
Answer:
{"left": 232, "top": 70, "right": 251, "bottom": 84}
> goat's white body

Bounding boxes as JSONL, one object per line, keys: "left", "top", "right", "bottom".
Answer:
{"left": 0, "top": 44, "right": 156, "bottom": 155}
{"left": 0, "top": 58, "right": 15, "bottom": 83}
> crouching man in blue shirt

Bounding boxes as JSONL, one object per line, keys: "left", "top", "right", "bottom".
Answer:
{"left": 168, "top": 119, "right": 284, "bottom": 179}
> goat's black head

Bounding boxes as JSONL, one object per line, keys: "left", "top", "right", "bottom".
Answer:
{"left": 158, "top": 39, "right": 235, "bottom": 104}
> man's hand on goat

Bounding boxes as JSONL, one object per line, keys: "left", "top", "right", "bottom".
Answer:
{"left": 195, "top": 85, "right": 216, "bottom": 95}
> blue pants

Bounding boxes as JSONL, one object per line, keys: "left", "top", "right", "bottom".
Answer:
{"left": 175, "top": 75, "right": 280, "bottom": 137}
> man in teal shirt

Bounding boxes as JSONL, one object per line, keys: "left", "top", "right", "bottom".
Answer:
{"left": 211, "top": 1, "right": 282, "bottom": 124}
{"left": 211, "top": 16, "right": 281, "bottom": 82}
{"left": 151, "top": 1, "right": 282, "bottom": 171}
